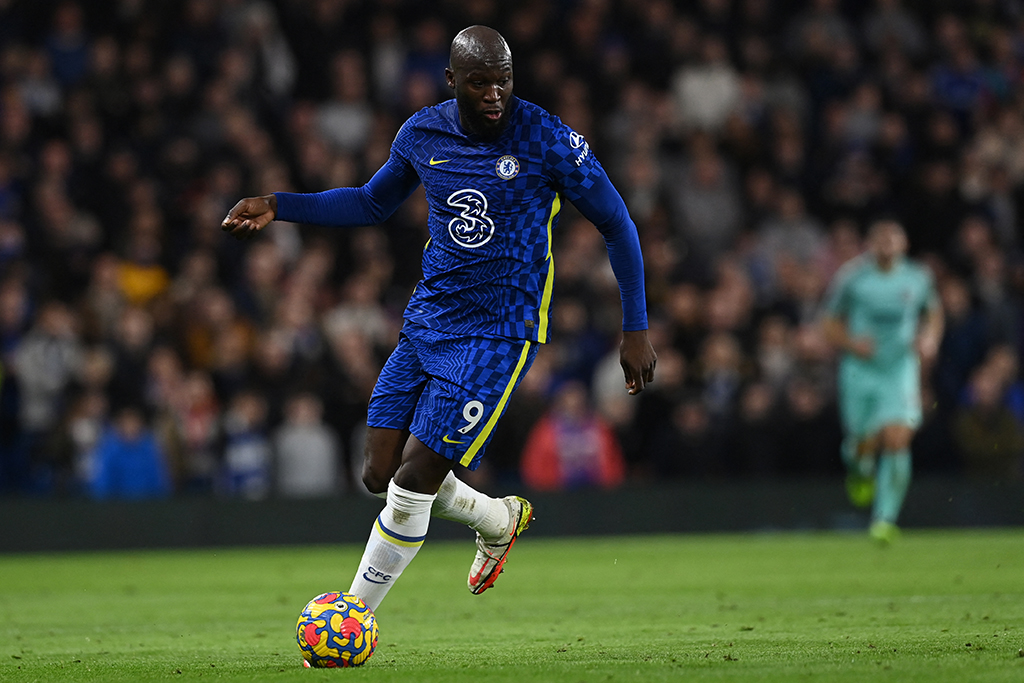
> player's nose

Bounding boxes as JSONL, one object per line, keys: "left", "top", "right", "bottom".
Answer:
{"left": 482, "top": 84, "right": 501, "bottom": 102}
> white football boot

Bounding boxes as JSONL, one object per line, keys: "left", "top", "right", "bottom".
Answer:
{"left": 467, "top": 496, "right": 533, "bottom": 595}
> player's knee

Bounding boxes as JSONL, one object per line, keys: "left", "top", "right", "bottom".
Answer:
{"left": 880, "top": 425, "right": 913, "bottom": 452}
{"left": 361, "top": 462, "right": 390, "bottom": 495}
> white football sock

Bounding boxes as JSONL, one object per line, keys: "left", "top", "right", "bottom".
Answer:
{"left": 431, "top": 471, "right": 510, "bottom": 541}
{"left": 348, "top": 479, "right": 435, "bottom": 612}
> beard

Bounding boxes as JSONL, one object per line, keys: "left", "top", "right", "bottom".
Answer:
{"left": 456, "top": 95, "right": 513, "bottom": 140}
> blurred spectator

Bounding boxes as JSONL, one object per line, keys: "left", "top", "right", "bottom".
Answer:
{"left": 647, "top": 392, "right": 725, "bottom": 478}
{"left": 862, "top": 0, "right": 927, "bottom": 59}
{"left": 547, "top": 296, "right": 608, "bottom": 387}
{"left": 108, "top": 306, "right": 155, "bottom": 412}
{"left": 726, "top": 381, "right": 783, "bottom": 476}
{"left": 233, "top": 240, "right": 283, "bottom": 326}
{"left": 44, "top": 2, "right": 91, "bottom": 89}
{"left": 934, "top": 275, "right": 989, "bottom": 409}
{"left": 60, "top": 389, "right": 108, "bottom": 492}
{"left": 903, "top": 160, "right": 966, "bottom": 255}
{"left": 317, "top": 51, "right": 373, "bottom": 154}
{"left": 984, "top": 345, "right": 1024, "bottom": 424}
{"left": 671, "top": 34, "right": 740, "bottom": 133}
{"left": 776, "top": 376, "right": 843, "bottom": 476}
{"left": 699, "top": 331, "right": 745, "bottom": 421}
{"left": 10, "top": 301, "right": 82, "bottom": 491}
{"left": 756, "top": 315, "right": 796, "bottom": 391}
{"left": 931, "top": 40, "right": 987, "bottom": 130}
{"left": 663, "top": 143, "right": 743, "bottom": 271}
{"left": 622, "top": 343, "right": 687, "bottom": 472}
{"left": 237, "top": 1, "right": 296, "bottom": 100}
{"left": 786, "top": 0, "right": 856, "bottom": 64}
{"left": 521, "top": 380, "right": 625, "bottom": 491}
{"left": 754, "top": 187, "right": 827, "bottom": 299}
{"left": 88, "top": 406, "right": 171, "bottom": 499}
{"left": 273, "top": 392, "right": 340, "bottom": 498}
{"left": 953, "top": 366, "right": 1024, "bottom": 479}
{"left": 175, "top": 370, "right": 220, "bottom": 493}
{"left": 221, "top": 389, "right": 271, "bottom": 499}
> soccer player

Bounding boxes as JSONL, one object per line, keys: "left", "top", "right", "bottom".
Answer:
{"left": 221, "top": 26, "right": 656, "bottom": 610}
{"left": 821, "top": 219, "right": 943, "bottom": 543}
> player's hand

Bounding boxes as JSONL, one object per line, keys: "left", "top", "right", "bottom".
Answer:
{"left": 620, "top": 329, "right": 656, "bottom": 395}
{"left": 221, "top": 194, "right": 277, "bottom": 240}
{"left": 916, "top": 334, "right": 940, "bottom": 366}
{"left": 847, "top": 336, "right": 874, "bottom": 359}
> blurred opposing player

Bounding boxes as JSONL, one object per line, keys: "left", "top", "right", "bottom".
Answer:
{"left": 222, "top": 26, "right": 656, "bottom": 609}
{"left": 822, "top": 220, "right": 943, "bottom": 543}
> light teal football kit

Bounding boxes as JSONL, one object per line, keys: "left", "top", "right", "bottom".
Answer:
{"left": 823, "top": 254, "right": 939, "bottom": 527}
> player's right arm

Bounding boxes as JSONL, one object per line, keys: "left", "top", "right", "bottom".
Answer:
{"left": 822, "top": 316, "right": 874, "bottom": 359}
{"left": 222, "top": 123, "right": 421, "bottom": 240}
{"left": 821, "top": 261, "right": 873, "bottom": 359}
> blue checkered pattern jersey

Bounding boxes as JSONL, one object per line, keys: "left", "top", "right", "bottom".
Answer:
{"left": 273, "top": 96, "right": 648, "bottom": 343}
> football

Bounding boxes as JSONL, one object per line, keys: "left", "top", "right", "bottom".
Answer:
{"left": 296, "top": 591, "right": 379, "bottom": 668}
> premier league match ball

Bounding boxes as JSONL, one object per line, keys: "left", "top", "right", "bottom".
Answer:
{"left": 296, "top": 591, "right": 379, "bottom": 668}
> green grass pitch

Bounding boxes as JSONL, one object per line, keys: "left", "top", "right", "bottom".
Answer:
{"left": 2, "top": 529, "right": 1023, "bottom": 682}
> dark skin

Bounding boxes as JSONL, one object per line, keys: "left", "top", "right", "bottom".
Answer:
{"left": 222, "top": 26, "right": 657, "bottom": 495}
{"left": 445, "top": 25, "right": 514, "bottom": 139}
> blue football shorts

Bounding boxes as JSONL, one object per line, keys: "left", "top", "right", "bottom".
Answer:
{"left": 366, "top": 324, "right": 539, "bottom": 470}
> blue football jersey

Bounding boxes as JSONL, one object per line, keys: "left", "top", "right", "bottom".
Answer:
{"left": 385, "top": 97, "right": 607, "bottom": 343}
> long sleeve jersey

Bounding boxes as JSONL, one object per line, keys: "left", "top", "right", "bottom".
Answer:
{"left": 274, "top": 96, "right": 647, "bottom": 343}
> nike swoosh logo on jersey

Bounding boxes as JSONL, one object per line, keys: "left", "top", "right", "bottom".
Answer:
{"left": 429, "top": 157, "right": 451, "bottom": 165}
{"left": 442, "top": 434, "right": 465, "bottom": 444}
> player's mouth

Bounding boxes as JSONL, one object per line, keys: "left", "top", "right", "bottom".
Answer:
{"left": 482, "top": 108, "right": 503, "bottom": 121}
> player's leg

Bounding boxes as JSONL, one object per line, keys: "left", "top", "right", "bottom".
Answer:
{"left": 347, "top": 333, "right": 432, "bottom": 610}
{"left": 357, "top": 383, "right": 522, "bottom": 570}
{"left": 362, "top": 427, "right": 521, "bottom": 543}
{"left": 348, "top": 436, "right": 451, "bottom": 611}
{"left": 360, "top": 426, "right": 409, "bottom": 498}
{"left": 868, "top": 360, "right": 921, "bottom": 543}
{"left": 348, "top": 330, "right": 537, "bottom": 608}
{"left": 870, "top": 423, "right": 914, "bottom": 544}
{"left": 412, "top": 333, "right": 538, "bottom": 594}
{"left": 359, "top": 329, "right": 529, "bottom": 540}
{"left": 842, "top": 433, "right": 877, "bottom": 507}
{"left": 837, "top": 366, "right": 877, "bottom": 507}
{"left": 431, "top": 470, "right": 517, "bottom": 540}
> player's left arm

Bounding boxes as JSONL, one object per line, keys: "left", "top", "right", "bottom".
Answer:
{"left": 559, "top": 160, "right": 656, "bottom": 395}
{"left": 916, "top": 286, "right": 944, "bottom": 367}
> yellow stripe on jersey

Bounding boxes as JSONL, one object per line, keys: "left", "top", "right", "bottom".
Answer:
{"left": 459, "top": 340, "right": 533, "bottom": 467}
{"left": 536, "top": 194, "right": 561, "bottom": 342}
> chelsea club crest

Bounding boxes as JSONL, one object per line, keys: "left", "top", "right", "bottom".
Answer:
{"left": 495, "top": 155, "right": 519, "bottom": 180}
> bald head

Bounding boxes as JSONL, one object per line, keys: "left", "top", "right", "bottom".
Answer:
{"left": 446, "top": 26, "right": 514, "bottom": 138}
{"left": 450, "top": 25, "right": 512, "bottom": 72}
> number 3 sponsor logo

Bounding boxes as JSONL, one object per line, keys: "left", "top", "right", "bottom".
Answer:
{"left": 447, "top": 189, "right": 495, "bottom": 248}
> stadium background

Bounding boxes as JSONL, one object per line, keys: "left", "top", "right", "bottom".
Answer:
{"left": 0, "top": 0, "right": 1022, "bottom": 531}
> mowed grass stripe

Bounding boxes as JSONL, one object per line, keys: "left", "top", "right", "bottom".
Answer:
{"left": 1, "top": 530, "right": 1022, "bottom": 682}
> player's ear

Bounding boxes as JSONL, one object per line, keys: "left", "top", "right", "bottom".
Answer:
{"left": 445, "top": 68, "right": 456, "bottom": 90}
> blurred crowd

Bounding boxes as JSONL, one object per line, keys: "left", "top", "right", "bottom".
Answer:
{"left": 1, "top": 0, "right": 1024, "bottom": 500}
